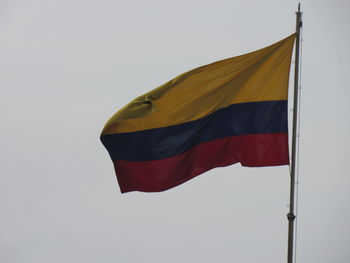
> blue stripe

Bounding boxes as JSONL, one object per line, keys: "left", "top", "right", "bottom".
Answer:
{"left": 100, "top": 100, "right": 288, "bottom": 162}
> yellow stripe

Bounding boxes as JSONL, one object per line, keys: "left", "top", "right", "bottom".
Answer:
{"left": 102, "top": 34, "right": 295, "bottom": 135}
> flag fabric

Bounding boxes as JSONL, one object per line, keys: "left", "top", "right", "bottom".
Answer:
{"left": 101, "top": 34, "right": 296, "bottom": 193}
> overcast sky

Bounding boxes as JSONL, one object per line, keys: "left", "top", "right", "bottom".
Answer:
{"left": 1, "top": 0, "right": 350, "bottom": 262}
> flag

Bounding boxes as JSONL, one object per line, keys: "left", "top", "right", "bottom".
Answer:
{"left": 101, "top": 34, "right": 296, "bottom": 193}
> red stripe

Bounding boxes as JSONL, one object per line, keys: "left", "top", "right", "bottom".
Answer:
{"left": 113, "top": 133, "right": 289, "bottom": 193}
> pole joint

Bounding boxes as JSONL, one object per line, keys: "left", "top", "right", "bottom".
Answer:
{"left": 287, "top": 212, "right": 296, "bottom": 221}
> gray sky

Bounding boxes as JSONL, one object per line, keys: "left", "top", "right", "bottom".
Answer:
{"left": 1, "top": 0, "right": 350, "bottom": 262}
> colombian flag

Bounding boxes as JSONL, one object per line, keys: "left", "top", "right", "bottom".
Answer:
{"left": 101, "top": 34, "right": 295, "bottom": 193}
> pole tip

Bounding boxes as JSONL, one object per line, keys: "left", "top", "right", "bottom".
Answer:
{"left": 298, "top": 3, "right": 301, "bottom": 12}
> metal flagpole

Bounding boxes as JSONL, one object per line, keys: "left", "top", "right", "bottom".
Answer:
{"left": 287, "top": 3, "right": 302, "bottom": 263}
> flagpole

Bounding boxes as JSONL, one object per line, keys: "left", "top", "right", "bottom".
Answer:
{"left": 287, "top": 3, "right": 302, "bottom": 263}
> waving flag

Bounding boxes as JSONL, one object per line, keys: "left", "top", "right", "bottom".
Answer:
{"left": 101, "top": 34, "right": 295, "bottom": 193}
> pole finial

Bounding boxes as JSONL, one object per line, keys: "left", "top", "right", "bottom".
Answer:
{"left": 298, "top": 3, "right": 301, "bottom": 12}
